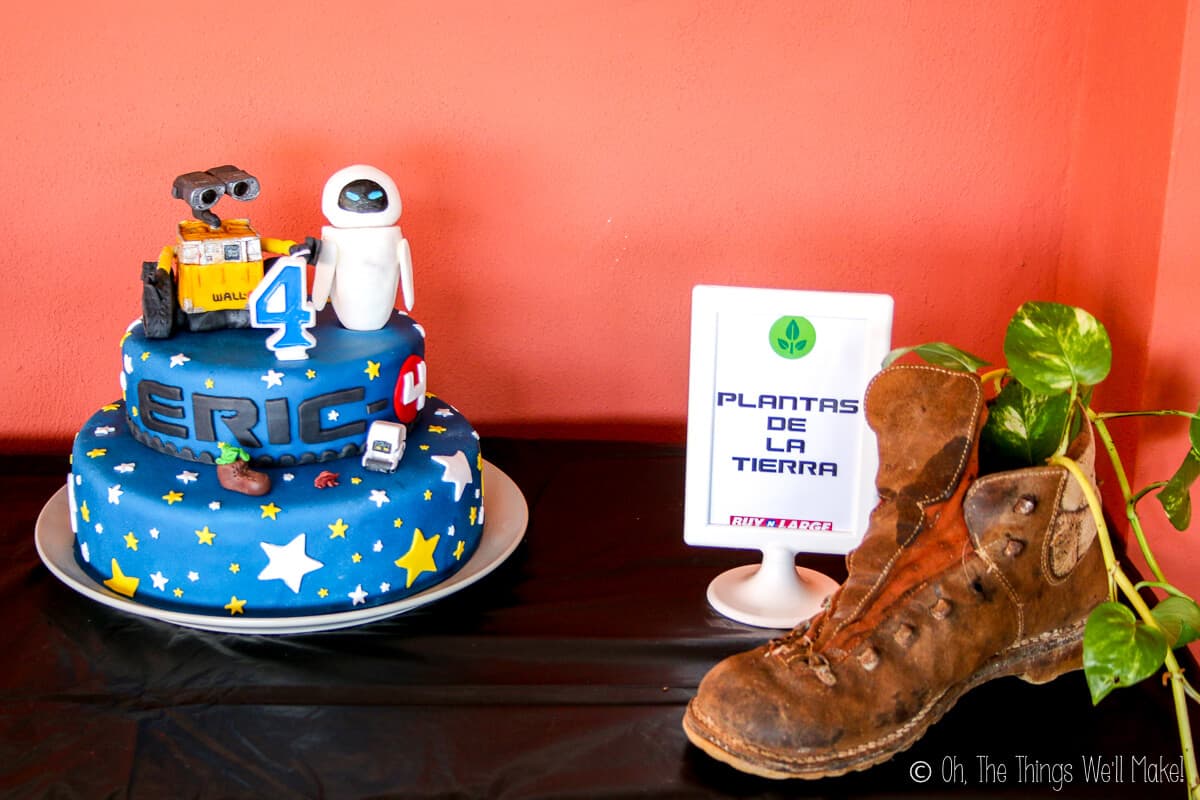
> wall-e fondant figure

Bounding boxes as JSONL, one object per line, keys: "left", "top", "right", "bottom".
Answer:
{"left": 142, "top": 166, "right": 295, "bottom": 339}
{"left": 311, "top": 165, "right": 415, "bottom": 331}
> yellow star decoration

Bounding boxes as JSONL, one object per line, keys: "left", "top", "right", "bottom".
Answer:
{"left": 393, "top": 518, "right": 404, "bottom": 528}
{"left": 350, "top": 477, "right": 362, "bottom": 485}
{"left": 86, "top": 448, "right": 107, "bottom": 459}
{"left": 306, "top": 369, "right": 317, "bottom": 380}
{"left": 328, "top": 518, "right": 349, "bottom": 539}
{"left": 131, "top": 406, "right": 139, "bottom": 417}
{"left": 196, "top": 526, "right": 216, "bottom": 545}
{"left": 204, "top": 378, "right": 215, "bottom": 389}
{"left": 140, "top": 352, "right": 150, "bottom": 361}
{"left": 225, "top": 596, "right": 247, "bottom": 616}
{"left": 103, "top": 558, "right": 139, "bottom": 598}
{"left": 318, "top": 588, "right": 329, "bottom": 598}
{"left": 419, "top": 445, "right": 430, "bottom": 451}
{"left": 173, "top": 587, "right": 184, "bottom": 598}
{"left": 351, "top": 552, "right": 363, "bottom": 564}
{"left": 364, "top": 360, "right": 381, "bottom": 380}
{"left": 80, "top": 501, "right": 90, "bottom": 523}
{"left": 229, "top": 563, "right": 240, "bottom": 574}
{"left": 423, "top": 489, "right": 432, "bottom": 501}
{"left": 394, "top": 528, "right": 440, "bottom": 588}
{"left": 454, "top": 540, "right": 466, "bottom": 560}
{"left": 101, "top": 403, "right": 121, "bottom": 412}
{"left": 163, "top": 490, "right": 184, "bottom": 505}
{"left": 123, "top": 532, "right": 139, "bottom": 551}
{"left": 428, "top": 425, "right": 447, "bottom": 434}
{"left": 260, "top": 502, "right": 282, "bottom": 520}
{"left": 469, "top": 506, "right": 478, "bottom": 525}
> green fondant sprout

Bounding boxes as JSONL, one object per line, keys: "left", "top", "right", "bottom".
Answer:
{"left": 216, "top": 442, "right": 250, "bottom": 465}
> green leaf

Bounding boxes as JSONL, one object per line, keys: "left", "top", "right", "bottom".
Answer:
{"left": 1150, "top": 595, "right": 1200, "bottom": 649}
{"left": 1083, "top": 602, "right": 1168, "bottom": 704}
{"left": 1004, "top": 302, "right": 1112, "bottom": 395}
{"left": 881, "top": 342, "right": 989, "bottom": 372}
{"left": 786, "top": 319, "right": 800, "bottom": 342}
{"left": 980, "top": 380, "right": 1072, "bottom": 469}
{"left": 777, "top": 338, "right": 790, "bottom": 352}
{"left": 1155, "top": 448, "right": 1200, "bottom": 531}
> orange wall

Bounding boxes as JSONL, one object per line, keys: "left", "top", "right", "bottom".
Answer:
{"left": 1132, "top": 0, "right": 1200, "bottom": 599}
{"left": 4, "top": 1, "right": 1198, "bottom": 602}
{"left": 1, "top": 1, "right": 1101, "bottom": 450}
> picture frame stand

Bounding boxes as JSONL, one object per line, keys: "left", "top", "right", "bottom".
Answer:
{"left": 705, "top": 543, "right": 838, "bottom": 629}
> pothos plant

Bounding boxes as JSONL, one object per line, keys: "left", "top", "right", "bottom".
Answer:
{"left": 885, "top": 301, "right": 1200, "bottom": 797}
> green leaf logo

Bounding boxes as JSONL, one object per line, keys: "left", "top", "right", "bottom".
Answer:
{"left": 769, "top": 316, "right": 816, "bottom": 360}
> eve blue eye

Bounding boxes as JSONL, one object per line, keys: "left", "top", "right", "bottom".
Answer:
{"left": 368, "top": 190, "right": 383, "bottom": 200}
{"left": 346, "top": 190, "right": 361, "bottom": 201}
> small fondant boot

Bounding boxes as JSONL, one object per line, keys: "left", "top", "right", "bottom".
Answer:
{"left": 217, "top": 457, "right": 271, "bottom": 496}
{"left": 683, "top": 364, "right": 1106, "bottom": 779}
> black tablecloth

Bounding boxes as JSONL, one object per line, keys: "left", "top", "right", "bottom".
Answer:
{"left": 0, "top": 439, "right": 1190, "bottom": 798}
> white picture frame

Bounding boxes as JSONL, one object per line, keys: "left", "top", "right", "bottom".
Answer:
{"left": 684, "top": 285, "right": 894, "bottom": 557}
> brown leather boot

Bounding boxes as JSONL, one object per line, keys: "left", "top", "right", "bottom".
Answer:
{"left": 683, "top": 364, "right": 1107, "bottom": 779}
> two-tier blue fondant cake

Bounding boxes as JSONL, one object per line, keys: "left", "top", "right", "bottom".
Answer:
{"left": 70, "top": 312, "right": 484, "bottom": 618}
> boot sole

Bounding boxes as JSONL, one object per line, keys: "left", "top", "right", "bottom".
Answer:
{"left": 682, "top": 620, "right": 1085, "bottom": 780}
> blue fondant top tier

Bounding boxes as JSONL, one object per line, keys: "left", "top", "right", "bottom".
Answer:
{"left": 120, "top": 311, "right": 424, "bottom": 465}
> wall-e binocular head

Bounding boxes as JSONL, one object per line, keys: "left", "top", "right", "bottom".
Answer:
{"left": 172, "top": 165, "right": 260, "bottom": 228}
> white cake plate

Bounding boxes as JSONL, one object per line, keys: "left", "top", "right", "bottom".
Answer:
{"left": 35, "top": 461, "right": 527, "bottom": 635}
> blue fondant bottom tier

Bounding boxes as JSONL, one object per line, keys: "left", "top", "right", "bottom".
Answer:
{"left": 69, "top": 397, "right": 484, "bottom": 618}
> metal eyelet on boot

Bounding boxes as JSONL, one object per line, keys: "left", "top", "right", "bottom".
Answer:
{"left": 809, "top": 653, "right": 837, "bottom": 686}
{"left": 1003, "top": 537, "right": 1026, "bottom": 557}
{"left": 858, "top": 646, "right": 880, "bottom": 671}
{"left": 930, "top": 597, "right": 952, "bottom": 620}
{"left": 1014, "top": 495, "right": 1038, "bottom": 515}
{"left": 894, "top": 623, "right": 916, "bottom": 647}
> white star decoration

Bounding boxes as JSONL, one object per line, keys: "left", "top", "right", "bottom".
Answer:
{"left": 283, "top": 473, "right": 295, "bottom": 482}
{"left": 114, "top": 463, "right": 135, "bottom": 474}
{"left": 150, "top": 528, "right": 160, "bottom": 539}
{"left": 327, "top": 409, "right": 340, "bottom": 422}
{"left": 348, "top": 584, "right": 368, "bottom": 606}
{"left": 169, "top": 353, "right": 190, "bottom": 368}
{"left": 177, "top": 470, "right": 199, "bottom": 484}
{"left": 261, "top": 369, "right": 284, "bottom": 388}
{"left": 107, "top": 484, "right": 123, "bottom": 504}
{"left": 188, "top": 571, "right": 199, "bottom": 582}
{"left": 80, "top": 542, "right": 90, "bottom": 563}
{"left": 369, "top": 489, "right": 390, "bottom": 508}
{"left": 373, "top": 540, "right": 383, "bottom": 553}
{"left": 94, "top": 426, "right": 116, "bottom": 436}
{"left": 209, "top": 501, "right": 221, "bottom": 511}
{"left": 150, "top": 571, "right": 169, "bottom": 591}
{"left": 258, "top": 533, "right": 324, "bottom": 594}
{"left": 434, "top": 408, "right": 454, "bottom": 418}
{"left": 123, "top": 354, "right": 133, "bottom": 374}
{"left": 431, "top": 451, "right": 473, "bottom": 501}
{"left": 95, "top": 523, "right": 104, "bottom": 534}
{"left": 380, "top": 582, "right": 391, "bottom": 592}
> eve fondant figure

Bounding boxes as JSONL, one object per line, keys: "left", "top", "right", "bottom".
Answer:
{"left": 311, "top": 165, "right": 415, "bottom": 331}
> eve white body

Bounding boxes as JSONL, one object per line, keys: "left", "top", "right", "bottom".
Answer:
{"left": 312, "top": 165, "right": 415, "bottom": 331}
